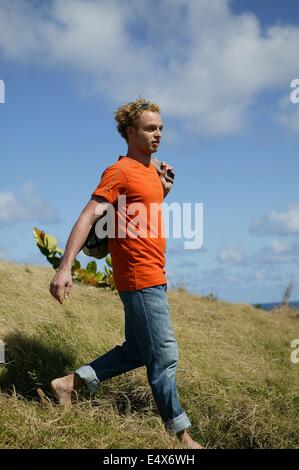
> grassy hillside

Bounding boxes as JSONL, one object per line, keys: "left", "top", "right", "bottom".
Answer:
{"left": 0, "top": 260, "right": 298, "bottom": 449}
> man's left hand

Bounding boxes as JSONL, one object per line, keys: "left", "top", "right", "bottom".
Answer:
{"left": 160, "top": 161, "right": 174, "bottom": 198}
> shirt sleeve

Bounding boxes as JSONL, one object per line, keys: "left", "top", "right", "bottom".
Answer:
{"left": 91, "top": 165, "right": 127, "bottom": 205}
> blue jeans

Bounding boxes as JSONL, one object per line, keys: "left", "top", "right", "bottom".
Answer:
{"left": 75, "top": 284, "right": 191, "bottom": 434}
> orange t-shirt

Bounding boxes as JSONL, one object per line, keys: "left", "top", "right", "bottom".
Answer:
{"left": 92, "top": 156, "right": 167, "bottom": 291}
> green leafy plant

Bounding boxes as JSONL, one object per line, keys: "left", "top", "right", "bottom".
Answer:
{"left": 33, "top": 227, "right": 63, "bottom": 270}
{"left": 33, "top": 227, "right": 115, "bottom": 290}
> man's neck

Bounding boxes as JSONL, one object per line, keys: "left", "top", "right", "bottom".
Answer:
{"left": 126, "top": 147, "right": 152, "bottom": 166}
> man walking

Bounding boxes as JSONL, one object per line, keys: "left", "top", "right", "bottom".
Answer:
{"left": 50, "top": 98, "right": 203, "bottom": 449}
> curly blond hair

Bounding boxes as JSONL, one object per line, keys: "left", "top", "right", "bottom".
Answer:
{"left": 114, "top": 97, "right": 160, "bottom": 142}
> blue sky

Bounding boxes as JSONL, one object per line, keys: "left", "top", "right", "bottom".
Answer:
{"left": 0, "top": 0, "right": 299, "bottom": 304}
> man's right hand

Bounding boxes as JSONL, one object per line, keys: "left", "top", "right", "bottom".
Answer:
{"left": 48, "top": 195, "right": 109, "bottom": 304}
{"left": 49, "top": 268, "right": 73, "bottom": 305}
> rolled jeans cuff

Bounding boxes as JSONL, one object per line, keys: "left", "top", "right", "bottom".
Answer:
{"left": 75, "top": 365, "right": 100, "bottom": 395}
{"left": 164, "top": 412, "right": 191, "bottom": 434}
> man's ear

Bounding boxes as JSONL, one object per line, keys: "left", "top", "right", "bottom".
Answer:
{"left": 126, "top": 126, "right": 136, "bottom": 139}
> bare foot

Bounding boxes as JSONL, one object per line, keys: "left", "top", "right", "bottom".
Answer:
{"left": 51, "top": 373, "right": 82, "bottom": 407}
{"left": 177, "top": 430, "right": 204, "bottom": 449}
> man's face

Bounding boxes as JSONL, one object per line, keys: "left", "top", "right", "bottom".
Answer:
{"left": 127, "top": 111, "right": 163, "bottom": 155}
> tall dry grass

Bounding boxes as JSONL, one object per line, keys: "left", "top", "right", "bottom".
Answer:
{"left": 0, "top": 260, "right": 298, "bottom": 448}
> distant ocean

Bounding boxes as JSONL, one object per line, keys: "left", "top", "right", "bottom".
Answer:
{"left": 252, "top": 301, "right": 299, "bottom": 311}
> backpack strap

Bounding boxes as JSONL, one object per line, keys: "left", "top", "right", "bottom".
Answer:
{"left": 151, "top": 156, "right": 175, "bottom": 184}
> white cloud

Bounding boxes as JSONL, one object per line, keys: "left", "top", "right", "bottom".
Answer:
{"left": 1, "top": 0, "right": 299, "bottom": 136}
{"left": 250, "top": 203, "right": 299, "bottom": 235}
{"left": 0, "top": 182, "right": 59, "bottom": 224}
{"left": 195, "top": 265, "right": 297, "bottom": 303}
{"left": 216, "top": 239, "right": 299, "bottom": 267}
{"left": 275, "top": 94, "right": 299, "bottom": 133}
{"left": 200, "top": 265, "right": 285, "bottom": 285}
{"left": 216, "top": 248, "right": 245, "bottom": 264}
{"left": 271, "top": 239, "right": 295, "bottom": 254}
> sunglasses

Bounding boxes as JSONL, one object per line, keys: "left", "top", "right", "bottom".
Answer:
{"left": 138, "top": 102, "right": 150, "bottom": 110}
